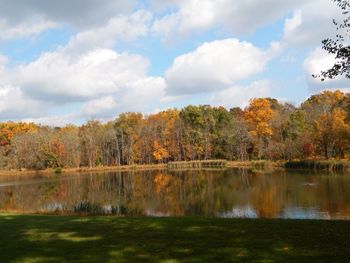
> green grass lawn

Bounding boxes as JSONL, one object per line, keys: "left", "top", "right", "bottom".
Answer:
{"left": 0, "top": 214, "right": 350, "bottom": 262}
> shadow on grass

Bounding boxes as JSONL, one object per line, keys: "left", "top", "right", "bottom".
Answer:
{"left": 0, "top": 215, "right": 350, "bottom": 262}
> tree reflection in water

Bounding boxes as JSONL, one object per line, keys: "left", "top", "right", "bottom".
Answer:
{"left": 0, "top": 168, "right": 350, "bottom": 219}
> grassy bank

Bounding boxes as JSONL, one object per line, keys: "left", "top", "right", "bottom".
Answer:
{"left": 285, "top": 160, "right": 350, "bottom": 172}
{"left": 1, "top": 159, "right": 350, "bottom": 178}
{"left": 0, "top": 163, "right": 167, "bottom": 178}
{"left": 0, "top": 214, "right": 349, "bottom": 262}
{"left": 227, "top": 160, "right": 285, "bottom": 169}
{"left": 229, "top": 160, "right": 350, "bottom": 172}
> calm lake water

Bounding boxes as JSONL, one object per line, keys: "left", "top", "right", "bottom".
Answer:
{"left": 0, "top": 168, "right": 350, "bottom": 220}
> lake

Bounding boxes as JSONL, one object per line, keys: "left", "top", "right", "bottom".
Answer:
{"left": 0, "top": 168, "right": 350, "bottom": 219}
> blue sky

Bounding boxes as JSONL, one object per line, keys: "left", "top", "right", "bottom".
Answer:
{"left": 0, "top": 0, "right": 348, "bottom": 125}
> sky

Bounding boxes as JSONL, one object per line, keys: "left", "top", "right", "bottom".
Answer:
{"left": 0, "top": 0, "right": 349, "bottom": 126}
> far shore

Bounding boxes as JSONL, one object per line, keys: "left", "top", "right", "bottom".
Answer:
{"left": 0, "top": 160, "right": 281, "bottom": 178}
{"left": 0, "top": 164, "right": 167, "bottom": 178}
{"left": 0, "top": 159, "right": 349, "bottom": 178}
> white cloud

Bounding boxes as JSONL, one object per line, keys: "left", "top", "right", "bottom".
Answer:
{"left": 0, "top": 1, "right": 136, "bottom": 40}
{"left": 282, "top": 0, "right": 344, "bottom": 47}
{"left": 152, "top": 0, "right": 344, "bottom": 49}
{"left": 0, "top": 37, "right": 170, "bottom": 122}
{"left": 165, "top": 39, "right": 275, "bottom": 95}
{"left": 0, "top": 47, "right": 167, "bottom": 122}
{"left": 0, "top": 6, "right": 170, "bottom": 124}
{"left": 0, "top": 1, "right": 135, "bottom": 29}
{"left": 0, "top": 85, "right": 47, "bottom": 120}
{"left": 81, "top": 96, "right": 118, "bottom": 117}
{"left": 209, "top": 80, "right": 272, "bottom": 108}
{"left": 16, "top": 49, "right": 150, "bottom": 102}
{"left": 149, "top": 0, "right": 179, "bottom": 11}
{"left": 0, "top": 57, "right": 46, "bottom": 120}
{"left": 22, "top": 114, "right": 82, "bottom": 127}
{"left": 80, "top": 77, "right": 166, "bottom": 119}
{"left": 303, "top": 48, "right": 350, "bottom": 91}
{"left": 2, "top": 0, "right": 346, "bottom": 125}
{"left": 152, "top": 0, "right": 303, "bottom": 38}
{"left": 0, "top": 19, "right": 58, "bottom": 41}
{"left": 119, "top": 77, "right": 166, "bottom": 110}
{"left": 65, "top": 11, "right": 152, "bottom": 54}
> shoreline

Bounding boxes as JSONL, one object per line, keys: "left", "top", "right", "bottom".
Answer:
{"left": 0, "top": 163, "right": 168, "bottom": 178}
{"left": 0, "top": 159, "right": 349, "bottom": 178}
{"left": 227, "top": 160, "right": 286, "bottom": 168}
{"left": 0, "top": 161, "right": 281, "bottom": 178}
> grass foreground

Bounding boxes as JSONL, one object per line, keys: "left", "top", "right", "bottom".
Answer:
{"left": 0, "top": 215, "right": 350, "bottom": 262}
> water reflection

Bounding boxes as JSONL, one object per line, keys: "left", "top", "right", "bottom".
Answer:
{"left": 0, "top": 169, "right": 350, "bottom": 219}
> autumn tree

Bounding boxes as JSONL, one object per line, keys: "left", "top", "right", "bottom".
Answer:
{"left": 301, "top": 90, "right": 350, "bottom": 158}
{"left": 266, "top": 102, "right": 295, "bottom": 160}
{"left": 79, "top": 121, "right": 102, "bottom": 168}
{"left": 144, "top": 109, "right": 181, "bottom": 164}
{"left": 56, "top": 125, "right": 81, "bottom": 168}
{"left": 301, "top": 90, "right": 347, "bottom": 120}
{"left": 314, "top": 108, "right": 350, "bottom": 158}
{"left": 244, "top": 98, "right": 274, "bottom": 159}
{"left": 0, "top": 122, "right": 37, "bottom": 168}
{"left": 115, "top": 113, "right": 143, "bottom": 165}
{"left": 99, "top": 122, "right": 118, "bottom": 166}
{"left": 11, "top": 128, "right": 53, "bottom": 170}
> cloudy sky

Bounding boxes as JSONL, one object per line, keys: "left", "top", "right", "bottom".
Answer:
{"left": 0, "top": 0, "right": 348, "bottom": 125}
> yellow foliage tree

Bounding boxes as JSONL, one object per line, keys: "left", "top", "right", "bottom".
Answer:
{"left": 244, "top": 98, "right": 274, "bottom": 137}
{"left": 314, "top": 108, "right": 350, "bottom": 158}
{"left": 152, "top": 141, "right": 170, "bottom": 163}
{"left": 244, "top": 98, "right": 274, "bottom": 158}
{"left": 0, "top": 122, "right": 37, "bottom": 147}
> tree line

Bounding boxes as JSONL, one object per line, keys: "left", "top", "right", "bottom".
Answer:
{"left": 1, "top": 90, "right": 350, "bottom": 170}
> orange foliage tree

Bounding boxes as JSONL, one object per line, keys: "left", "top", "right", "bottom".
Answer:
{"left": 244, "top": 98, "right": 274, "bottom": 158}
